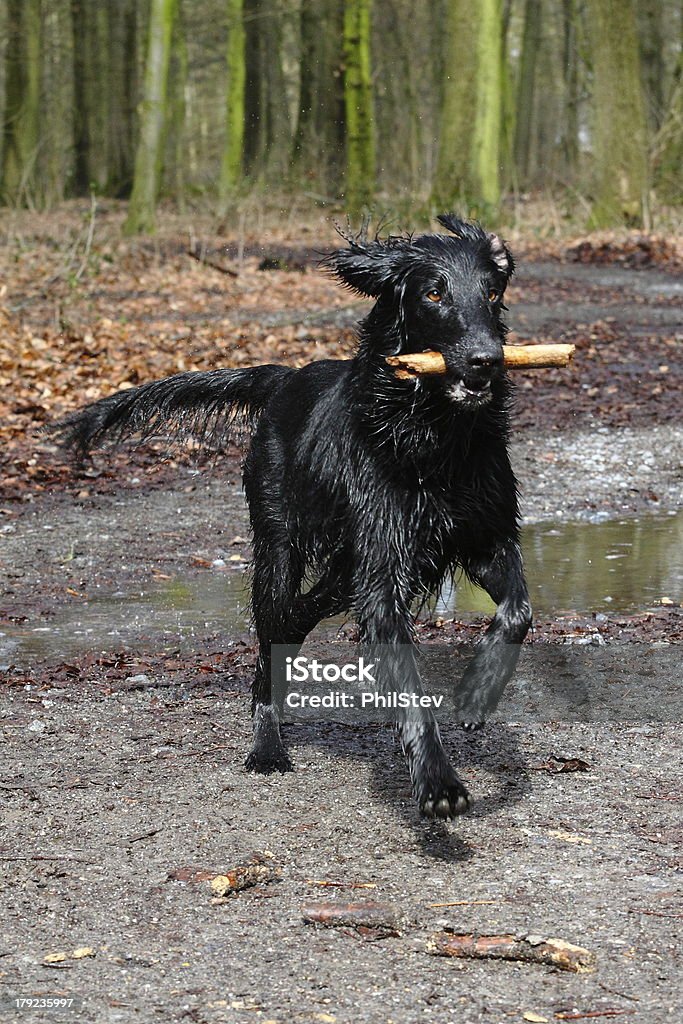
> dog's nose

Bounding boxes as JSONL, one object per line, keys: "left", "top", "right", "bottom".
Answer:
{"left": 467, "top": 349, "right": 503, "bottom": 370}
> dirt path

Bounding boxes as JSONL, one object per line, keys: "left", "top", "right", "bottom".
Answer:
{"left": 1, "top": 256, "right": 681, "bottom": 1023}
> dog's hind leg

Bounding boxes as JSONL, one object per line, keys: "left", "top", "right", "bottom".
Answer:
{"left": 245, "top": 537, "right": 301, "bottom": 773}
{"left": 456, "top": 541, "right": 532, "bottom": 726}
{"left": 246, "top": 549, "right": 350, "bottom": 773}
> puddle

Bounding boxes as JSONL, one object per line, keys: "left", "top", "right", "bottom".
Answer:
{"left": 1, "top": 512, "right": 680, "bottom": 667}
{"left": 445, "top": 510, "right": 682, "bottom": 617}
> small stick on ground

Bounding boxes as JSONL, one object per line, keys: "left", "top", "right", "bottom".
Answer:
{"left": 187, "top": 246, "right": 238, "bottom": 277}
{"left": 306, "top": 880, "right": 377, "bottom": 890}
{"left": 303, "top": 901, "right": 403, "bottom": 938}
{"left": 427, "top": 899, "right": 497, "bottom": 908}
{"left": 386, "top": 344, "right": 575, "bottom": 379}
{"left": 209, "top": 853, "right": 281, "bottom": 898}
{"left": 428, "top": 931, "right": 595, "bottom": 973}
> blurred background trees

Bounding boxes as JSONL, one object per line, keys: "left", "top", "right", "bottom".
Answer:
{"left": 0, "top": 0, "right": 681, "bottom": 230}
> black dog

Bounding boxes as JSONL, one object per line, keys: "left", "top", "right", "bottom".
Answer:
{"left": 57, "top": 215, "right": 532, "bottom": 819}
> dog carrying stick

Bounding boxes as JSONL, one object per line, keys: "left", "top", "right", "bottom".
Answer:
{"left": 386, "top": 343, "right": 575, "bottom": 379}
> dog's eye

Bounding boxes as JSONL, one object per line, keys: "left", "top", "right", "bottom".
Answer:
{"left": 426, "top": 289, "right": 442, "bottom": 303}
{"left": 488, "top": 289, "right": 499, "bottom": 303}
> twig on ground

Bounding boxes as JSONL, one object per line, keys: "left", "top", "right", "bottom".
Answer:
{"left": 428, "top": 931, "right": 595, "bottom": 973}
{"left": 186, "top": 246, "right": 238, "bottom": 277}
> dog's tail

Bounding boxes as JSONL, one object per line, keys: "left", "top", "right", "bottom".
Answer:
{"left": 52, "top": 364, "right": 292, "bottom": 460}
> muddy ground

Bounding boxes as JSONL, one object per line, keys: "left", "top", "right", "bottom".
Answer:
{"left": 1, "top": 246, "right": 682, "bottom": 1023}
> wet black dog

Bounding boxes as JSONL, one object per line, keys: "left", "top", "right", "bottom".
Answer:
{"left": 57, "top": 215, "right": 532, "bottom": 819}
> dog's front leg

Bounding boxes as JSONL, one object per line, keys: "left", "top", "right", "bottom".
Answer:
{"left": 456, "top": 541, "right": 532, "bottom": 727}
{"left": 357, "top": 586, "right": 470, "bottom": 819}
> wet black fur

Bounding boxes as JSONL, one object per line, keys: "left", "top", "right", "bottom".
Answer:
{"left": 55, "top": 215, "right": 532, "bottom": 820}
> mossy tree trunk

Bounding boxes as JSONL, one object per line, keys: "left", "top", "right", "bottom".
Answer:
{"left": 514, "top": 0, "right": 542, "bottom": 186}
{"left": 469, "top": 0, "right": 503, "bottom": 210}
{"left": 2, "top": 0, "right": 41, "bottom": 205}
{"left": 218, "top": 0, "right": 245, "bottom": 205}
{"left": 656, "top": 20, "right": 683, "bottom": 204}
{"left": 586, "top": 0, "right": 648, "bottom": 227}
{"left": 343, "top": 0, "right": 375, "bottom": 215}
{"left": 561, "top": 0, "right": 579, "bottom": 175}
{"left": 124, "top": 0, "right": 177, "bottom": 235}
{"left": 431, "top": 0, "right": 478, "bottom": 208}
{"left": 637, "top": 0, "right": 665, "bottom": 133}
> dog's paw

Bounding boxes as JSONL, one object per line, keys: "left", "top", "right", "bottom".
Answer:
{"left": 460, "top": 720, "right": 485, "bottom": 732}
{"left": 417, "top": 772, "right": 470, "bottom": 820}
{"left": 245, "top": 703, "right": 293, "bottom": 773}
{"left": 244, "top": 744, "right": 293, "bottom": 774}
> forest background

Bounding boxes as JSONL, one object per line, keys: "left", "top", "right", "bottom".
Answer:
{"left": 1, "top": 0, "right": 682, "bottom": 233}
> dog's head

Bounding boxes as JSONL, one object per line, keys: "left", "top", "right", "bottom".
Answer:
{"left": 325, "top": 214, "right": 514, "bottom": 408}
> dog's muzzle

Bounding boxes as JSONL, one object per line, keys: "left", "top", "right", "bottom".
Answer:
{"left": 446, "top": 377, "right": 493, "bottom": 407}
{"left": 445, "top": 345, "right": 502, "bottom": 407}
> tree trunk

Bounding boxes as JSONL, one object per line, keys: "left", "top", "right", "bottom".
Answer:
{"left": 586, "top": 0, "right": 648, "bottom": 226}
{"left": 499, "top": 0, "right": 516, "bottom": 193}
{"left": 432, "top": 0, "right": 477, "bottom": 207}
{"left": 343, "top": 0, "right": 375, "bottom": 214}
{"left": 655, "top": 9, "right": 683, "bottom": 202}
{"left": 2, "top": 0, "right": 41, "bottom": 205}
{"left": 166, "top": 1, "right": 187, "bottom": 206}
{"left": 637, "top": 0, "right": 665, "bottom": 133}
{"left": 218, "top": 0, "right": 245, "bottom": 204}
{"left": 514, "top": 0, "right": 542, "bottom": 186}
{"left": 292, "top": 0, "right": 344, "bottom": 194}
{"left": 107, "top": 0, "right": 139, "bottom": 197}
{"left": 70, "top": 0, "right": 110, "bottom": 194}
{"left": 243, "top": 0, "right": 292, "bottom": 184}
{"left": 470, "top": 0, "right": 503, "bottom": 209}
{"left": 124, "top": 0, "right": 177, "bottom": 235}
{"left": 263, "top": 0, "right": 292, "bottom": 181}
{"left": 561, "top": 0, "right": 579, "bottom": 175}
{"left": 244, "top": 0, "right": 266, "bottom": 173}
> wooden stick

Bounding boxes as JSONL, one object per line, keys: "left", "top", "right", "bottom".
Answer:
{"left": 386, "top": 344, "right": 575, "bottom": 379}
{"left": 427, "top": 931, "right": 595, "bottom": 973}
{"left": 302, "top": 901, "right": 403, "bottom": 937}
{"left": 186, "top": 247, "right": 238, "bottom": 277}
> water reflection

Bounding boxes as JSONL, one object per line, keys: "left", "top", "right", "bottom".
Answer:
{"left": 1, "top": 512, "right": 680, "bottom": 667}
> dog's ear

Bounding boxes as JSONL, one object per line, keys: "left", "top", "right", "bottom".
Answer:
{"left": 436, "top": 212, "right": 469, "bottom": 237}
{"left": 438, "top": 213, "right": 515, "bottom": 280}
{"left": 323, "top": 242, "right": 406, "bottom": 298}
{"left": 487, "top": 232, "right": 515, "bottom": 279}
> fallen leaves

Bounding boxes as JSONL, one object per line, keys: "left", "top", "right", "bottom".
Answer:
{"left": 566, "top": 234, "right": 682, "bottom": 270}
{"left": 1, "top": 210, "right": 681, "bottom": 509}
